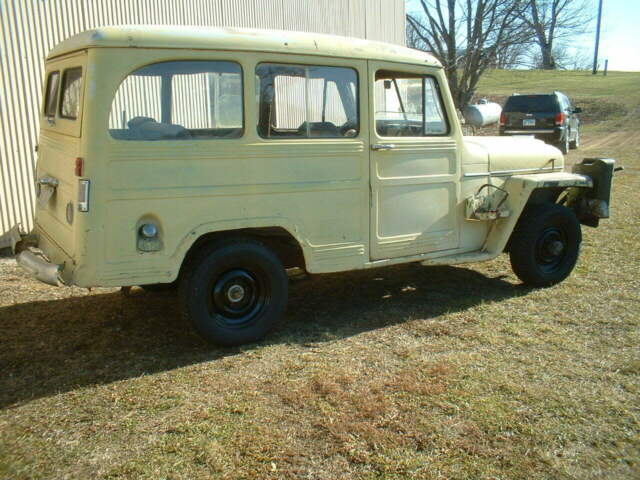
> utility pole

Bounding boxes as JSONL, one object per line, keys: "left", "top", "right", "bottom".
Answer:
{"left": 592, "top": 0, "right": 603, "bottom": 74}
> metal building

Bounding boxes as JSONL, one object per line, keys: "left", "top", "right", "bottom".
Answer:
{"left": 0, "top": 0, "right": 406, "bottom": 242}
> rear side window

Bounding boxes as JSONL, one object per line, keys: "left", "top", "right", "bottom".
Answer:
{"left": 108, "top": 60, "right": 243, "bottom": 140}
{"left": 59, "top": 67, "right": 83, "bottom": 119}
{"left": 43, "top": 71, "right": 60, "bottom": 117}
{"left": 256, "top": 63, "right": 359, "bottom": 138}
{"left": 504, "top": 95, "right": 559, "bottom": 113}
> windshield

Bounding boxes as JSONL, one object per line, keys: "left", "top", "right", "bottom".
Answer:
{"left": 504, "top": 95, "right": 559, "bottom": 113}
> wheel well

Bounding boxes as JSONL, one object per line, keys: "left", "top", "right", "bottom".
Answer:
{"left": 503, "top": 187, "right": 567, "bottom": 253}
{"left": 526, "top": 187, "right": 564, "bottom": 205}
{"left": 181, "top": 227, "right": 306, "bottom": 274}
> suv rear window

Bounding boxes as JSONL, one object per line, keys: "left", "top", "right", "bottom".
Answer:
{"left": 504, "top": 95, "right": 558, "bottom": 113}
{"left": 59, "top": 67, "right": 83, "bottom": 119}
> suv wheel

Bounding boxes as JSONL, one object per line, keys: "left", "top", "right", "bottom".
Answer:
{"left": 557, "top": 133, "right": 570, "bottom": 154}
{"left": 569, "top": 128, "right": 580, "bottom": 149}
{"left": 179, "top": 238, "right": 288, "bottom": 346}
{"left": 509, "top": 204, "right": 581, "bottom": 287}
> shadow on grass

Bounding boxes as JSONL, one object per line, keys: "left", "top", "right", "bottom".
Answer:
{"left": 0, "top": 263, "right": 530, "bottom": 408}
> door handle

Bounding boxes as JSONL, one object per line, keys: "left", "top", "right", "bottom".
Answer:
{"left": 371, "top": 143, "right": 396, "bottom": 151}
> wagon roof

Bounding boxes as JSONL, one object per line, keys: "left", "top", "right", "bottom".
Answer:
{"left": 47, "top": 25, "right": 441, "bottom": 67}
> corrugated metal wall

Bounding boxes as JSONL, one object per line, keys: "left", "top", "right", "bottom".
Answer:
{"left": 0, "top": 0, "right": 406, "bottom": 236}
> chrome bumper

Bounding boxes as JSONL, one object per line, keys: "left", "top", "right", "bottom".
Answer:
{"left": 16, "top": 249, "right": 62, "bottom": 286}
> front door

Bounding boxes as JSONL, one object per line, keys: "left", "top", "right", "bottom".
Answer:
{"left": 368, "top": 61, "right": 459, "bottom": 260}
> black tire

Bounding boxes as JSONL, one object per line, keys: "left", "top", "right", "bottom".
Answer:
{"left": 569, "top": 128, "right": 580, "bottom": 150}
{"left": 179, "top": 237, "right": 288, "bottom": 346}
{"left": 557, "top": 133, "right": 570, "bottom": 154}
{"left": 509, "top": 204, "right": 581, "bottom": 287}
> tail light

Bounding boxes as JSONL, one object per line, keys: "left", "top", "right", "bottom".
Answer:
{"left": 74, "top": 157, "right": 84, "bottom": 176}
{"left": 555, "top": 112, "right": 565, "bottom": 126}
{"left": 78, "top": 179, "right": 90, "bottom": 212}
{"left": 499, "top": 113, "right": 506, "bottom": 126}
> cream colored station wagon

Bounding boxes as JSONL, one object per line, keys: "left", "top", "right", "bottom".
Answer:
{"left": 12, "top": 26, "right": 617, "bottom": 345}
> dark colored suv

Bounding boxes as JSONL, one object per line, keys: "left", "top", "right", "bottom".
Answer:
{"left": 499, "top": 92, "right": 581, "bottom": 153}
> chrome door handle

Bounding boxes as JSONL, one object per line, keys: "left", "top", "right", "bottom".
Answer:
{"left": 371, "top": 143, "right": 396, "bottom": 151}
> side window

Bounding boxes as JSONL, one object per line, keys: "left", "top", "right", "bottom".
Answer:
{"left": 43, "top": 71, "right": 60, "bottom": 118}
{"left": 558, "top": 95, "right": 568, "bottom": 111}
{"left": 256, "top": 63, "right": 359, "bottom": 138}
{"left": 59, "top": 67, "right": 83, "bottom": 119}
{"left": 108, "top": 60, "right": 243, "bottom": 141}
{"left": 374, "top": 70, "right": 449, "bottom": 137}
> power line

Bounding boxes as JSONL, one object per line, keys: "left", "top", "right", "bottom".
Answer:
{"left": 592, "top": 0, "right": 603, "bottom": 74}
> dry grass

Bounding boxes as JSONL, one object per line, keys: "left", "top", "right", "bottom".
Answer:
{"left": 1, "top": 70, "right": 639, "bottom": 479}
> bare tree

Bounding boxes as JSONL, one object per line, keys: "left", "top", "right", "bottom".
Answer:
{"left": 492, "top": 42, "right": 532, "bottom": 69}
{"left": 407, "top": 0, "right": 529, "bottom": 108}
{"left": 530, "top": 44, "right": 592, "bottom": 70}
{"left": 523, "top": 0, "right": 593, "bottom": 70}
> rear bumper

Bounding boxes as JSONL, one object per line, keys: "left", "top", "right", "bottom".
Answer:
{"left": 16, "top": 249, "right": 63, "bottom": 286}
{"left": 500, "top": 126, "right": 565, "bottom": 143}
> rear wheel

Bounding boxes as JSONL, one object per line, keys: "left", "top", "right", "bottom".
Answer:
{"left": 569, "top": 128, "right": 580, "bottom": 149}
{"left": 179, "top": 238, "right": 288, "bottom": 346}
{"left": 557, "top": 133, "right": 570, "bottom": 154}
{"left": 509, "top": 204, "right": 581, "bottom": 287}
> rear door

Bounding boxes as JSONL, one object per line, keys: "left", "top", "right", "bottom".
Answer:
{"left": 504, "top": 95, "right": 558, "bottom": 130}
{"left": 368, "top": 61, "right": 459, "bottom": 260}
{"left": 36, "top": 50, "right": 87, "bottom": 257}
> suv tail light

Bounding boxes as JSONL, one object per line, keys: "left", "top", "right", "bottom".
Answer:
{"left": 499, "top": 113, "right": 506, "bottom": 126}
{"left": 555, "top": 112, "right": 565, "bottom": 126}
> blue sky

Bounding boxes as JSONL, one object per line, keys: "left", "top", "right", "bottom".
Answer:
{"left": 405, "top": 0, "right": 640, "bottom": 71}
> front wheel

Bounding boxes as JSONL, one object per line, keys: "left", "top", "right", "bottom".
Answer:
{"left": 179, "top": 238, "right": 288, "bottom": 346}
{"left": 509, "top": 204, "right": 581, "bottom": 287}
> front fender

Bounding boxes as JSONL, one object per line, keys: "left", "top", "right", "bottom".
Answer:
{"left": 482, "top": 172, "right": 593, "bottom": 254}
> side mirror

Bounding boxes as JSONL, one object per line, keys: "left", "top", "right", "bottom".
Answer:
{"left": 573, "top": 107, "right": 582, "bottom": 114}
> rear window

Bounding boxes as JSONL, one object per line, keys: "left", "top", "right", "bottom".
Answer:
{"left": 504, "top": 95, "right": 558, "bottom": 113}
{"left": 43, "top": 71, "right": 60, "bottom": 117}
{"left": 59, "top": 67, "right": 83, "bottom": 119}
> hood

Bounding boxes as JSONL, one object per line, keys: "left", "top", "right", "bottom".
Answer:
{"left": 463, "top": 136, "right": 563, "bottom": 173}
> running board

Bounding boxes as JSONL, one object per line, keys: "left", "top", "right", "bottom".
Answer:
{"left": 420, "top": 251, "right": 497, "bottom": 267}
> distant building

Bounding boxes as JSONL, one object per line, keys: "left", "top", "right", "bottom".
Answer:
{"left": 0, "top": 0, "right": 405, "bottom": 238}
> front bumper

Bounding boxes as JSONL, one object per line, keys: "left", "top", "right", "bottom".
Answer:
{"left": 16, "top": 249, "right": 63, "bottom": 286}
